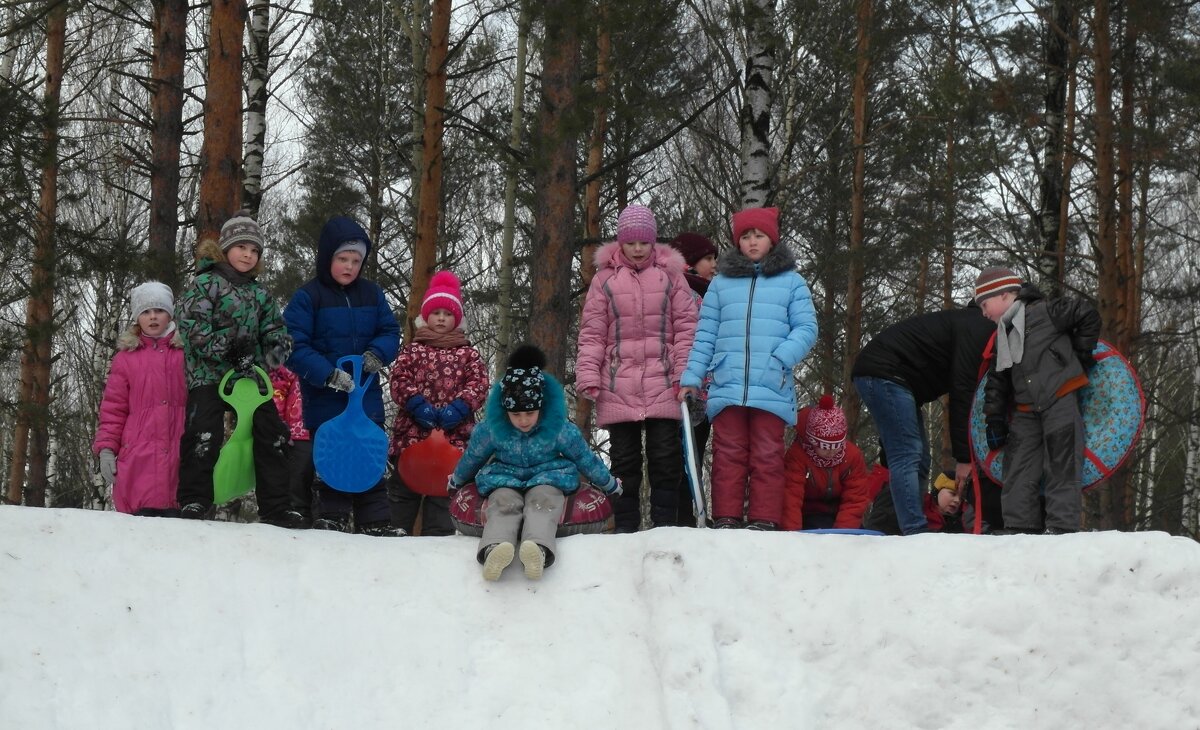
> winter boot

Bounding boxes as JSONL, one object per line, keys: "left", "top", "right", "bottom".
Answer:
{"left": 481, "top": 542, "right": 515, "bottom": 581}
{"left": 358, "top": 521, "right": 407, "bottom": 537}
{"left": 519, "top": 540, "right": 548, "bottom": 580}
{"left": 311, "top": 514, "right": 351, "bottom": 532}
{"left": 260, "top": 509, "right": 308, "bottom": 529}
{"left": 745, "top": 520, "right": 778, "bottom": 531}
{"left": 713, "top": 517, "right": 742, "bottom": 529}
{"left": 180, "top": 503, "right": 210, "bottom": 520}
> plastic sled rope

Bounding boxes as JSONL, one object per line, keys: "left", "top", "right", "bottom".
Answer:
{"left": 213, "top": 366, "right": 273, "bottom": 504}
{"left": 397, "top": 429, "right": 463, "bottom": 497}
{"left": 449, "top": 483, "right": 614, "bottom": 537}
{"left": 313, "top": 355, "right": 389, "bottom": 493}
{"left": 679, "top": 398, "right": 708, "bottom": 528}
{"left": 969, "top": 340, "right": 1145, "bottom": 491}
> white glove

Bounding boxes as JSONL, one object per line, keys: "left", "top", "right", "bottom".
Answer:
{"left": 99, "top": 449, "right": 117, "bottom": 486}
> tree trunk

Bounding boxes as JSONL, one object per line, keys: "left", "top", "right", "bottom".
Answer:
{"left": 1057, "top": 18, "right": 1079, "bottom": 282}
{"left": 738, "top": 0, "right": 775, "bottom": 208}
{"left": 1036, "top": 0, "right": 1074, "bottom": 295}
{"left": 406, "top": 0, "right": 451, "bottom": 341}
{"left": 405, "top": 0, "right": 430, "bottom": 216}
{"left": 1184, "top": 327, "right": 1200, "bottom": 537}
{"left": 196, "top": 0, "right": 247, "bottom": 245}
{"left": 148, "top": 0, "right": 187, "bottom": 290}
{"left": 528, "top": 0, "right": 582, "bottom": 377}
{"left": 7, "top": 0, "right": 66, "bottom": 507}
{"left": 574, "top": 5, "right": 611, "bottom": 432}
{"left": 495, "top": 0, "right": 530, "bottom": 376}
{"left": 241, "top": 0, "right": 269, "bottom": 217}
{"left": 843, "top": 0, "right": 871, "bottom": 436}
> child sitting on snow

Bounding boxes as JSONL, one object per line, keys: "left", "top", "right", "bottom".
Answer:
{"left": 448, "top": 345, "right": 622, "bottom": 581}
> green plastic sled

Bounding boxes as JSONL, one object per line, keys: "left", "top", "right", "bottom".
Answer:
{"left": 213, "top": 366, "right": 273, "bottom": 504}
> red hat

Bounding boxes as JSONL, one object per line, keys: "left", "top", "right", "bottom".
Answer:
{"left": 731, "top": 206, "right": 780, "bottom": 247}
{"left": 421, "top": 271, "right": 464, "bottom": 328}
{"left": 807, "top": 395, "right": 847, "bottom": 448}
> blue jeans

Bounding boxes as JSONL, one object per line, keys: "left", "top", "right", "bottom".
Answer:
{"left": 853, "top": 376, "right": 930, "bottom": 535}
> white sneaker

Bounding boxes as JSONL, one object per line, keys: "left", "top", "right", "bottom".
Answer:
{"left": 519, "top": 540, "right": 546, "bottom": 580}
{"left": 482, "top": 542, "right": 514, "bottom": 581}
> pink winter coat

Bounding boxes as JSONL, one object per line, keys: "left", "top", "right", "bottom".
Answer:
{"left": 270, "top": 366, "right": 310, "bottom": 441}
{"left": 576, "top": 242, "right": 698, "bottom": 427}
{"left": 92, "top": 326, "right": 187, "bottom": 513}
{"left": 388, "top": 334, "right": 491, "bottom": 457}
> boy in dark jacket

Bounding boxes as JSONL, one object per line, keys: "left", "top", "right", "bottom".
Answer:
{"left": 976, "top": 266, "right": 1101, "bottom": 534}
{"left": 284, "top": 216, "right": 401, "bottom": 535}
{"left": 851, "top": 303, "right": 994, "bottom": 534}
{"left": 175, "top": 212, "right": 302, "bottom": 527}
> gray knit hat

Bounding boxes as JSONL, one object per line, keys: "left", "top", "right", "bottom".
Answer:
{"left": 219, "top": 209, "right": 264, "bottom": 252}
{"left": 130, "top": 281, "right": 174, "bottom": 322}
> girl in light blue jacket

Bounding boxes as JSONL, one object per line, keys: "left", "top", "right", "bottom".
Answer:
{"left": 679, "top": 207, "right": 817, "bottom": 530}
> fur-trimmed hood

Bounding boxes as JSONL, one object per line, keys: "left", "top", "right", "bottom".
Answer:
{"left": 717, "top": 239, "right": 797, "bottom": 278}
{"left": 482, "top": 369, "right": 568, "bottom": 441}
{"left": 195, "top": 236, "right": 263, "bottom": 278}
{"left": 593, "top": 240, "right": 687, "bottom": 273}
{"left": 116, "top": 323, "right": 183, "bottom": 352}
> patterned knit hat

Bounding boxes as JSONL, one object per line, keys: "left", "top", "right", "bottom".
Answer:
{"left": 804, "top": 395, "right": 847, "bottom": 467}
{"left": 616, "top": 205, "right": 657, "bottom": 245}
{"left": 974, "top": 266, "right": 1022, "bottom": 304}
{"left": 501, "top": 345, "right": 546, "bottom": 412}
{"left": 669, "top": 232, "right": 718, "bottom": 269}
{"left": 421, "top": 271, "right": 465, "bottom": 328}
{"left": 219, "top": 209, "right": 264, "bottom": 253}
{"left": 130, "top": 281, "right": 174, "bottom": 322}
{"left": 731, "top": 206, "right": 780, "bottom": 247}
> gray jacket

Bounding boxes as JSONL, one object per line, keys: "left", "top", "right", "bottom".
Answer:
{"left": 983, "top": 284, "right": 1101, "bottom": 418}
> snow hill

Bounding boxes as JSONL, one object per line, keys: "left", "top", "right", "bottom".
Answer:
{"left": 1, "top": 506, "right": 1198, "bottom": 729}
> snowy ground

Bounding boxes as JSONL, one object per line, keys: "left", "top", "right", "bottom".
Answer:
{"left": 1, "top": 506, "right": 1198, "bottom": 730}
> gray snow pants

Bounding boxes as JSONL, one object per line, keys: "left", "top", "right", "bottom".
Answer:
{"left": 477, "top": 485, "right": 565, "bottom": 565}
{"left": 1000, "top": 391, "right": 1083, "bottom": 532}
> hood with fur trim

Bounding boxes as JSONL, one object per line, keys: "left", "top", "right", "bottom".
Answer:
{"left": 717, "top": 238, "right": 797, "bottom": 278}
{"left": 117, "top": 324, "right": 183, "bottom": 352}
{"left": 593, "top": 240, "right": 687, "bottom": 273}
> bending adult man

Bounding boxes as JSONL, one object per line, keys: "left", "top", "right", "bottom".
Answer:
{"left": 851, "top": 302, "right": 993, "bottom": 535}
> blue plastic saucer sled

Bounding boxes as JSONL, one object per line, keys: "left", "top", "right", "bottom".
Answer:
{"left": 213, "top": 366, "right": 273, "bottom": 504}
{"left": 314, "top": 355, "right": 389, "bottom": 493}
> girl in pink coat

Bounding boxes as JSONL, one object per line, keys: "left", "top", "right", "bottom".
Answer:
{"left": 576, "top": 205, "right": 698, "bottom": 531}
{"left": 92, "top": 282, "right": 187, "bottom": 516}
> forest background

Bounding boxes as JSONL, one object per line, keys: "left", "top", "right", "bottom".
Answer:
{"left": 2, "top": 0, "right": 1198, "bottom": 537}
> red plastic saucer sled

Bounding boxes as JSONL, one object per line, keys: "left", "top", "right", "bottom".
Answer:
{"left": 449, "top": 484, "right": 614, "bottom": 537}
{"left": 397, "top": 429, "right": 463, "bottom": 497}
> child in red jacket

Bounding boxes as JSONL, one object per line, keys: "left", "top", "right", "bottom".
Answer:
{"left": 387, "top": 271, "right": 490, "bottom": 535}
{"left": 781, "top": 395, "right": 871, "bottom": 530}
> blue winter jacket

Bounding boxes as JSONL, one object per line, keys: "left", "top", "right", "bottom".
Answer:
{"left": 284, "top": 217, "right": 401, "bottom": 429}
{"left": 451, "top": 372, "right": 616, "bottom": 496}
{"left": 681, "top": 242, "right": 817, "bottom": 424}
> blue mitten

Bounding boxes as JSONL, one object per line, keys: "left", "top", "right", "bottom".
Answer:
{"left": 437, "top": 398, "right": 472, "bottom": 430}
{"left": 406, "top": 395, "right": 438, "bottom": 430}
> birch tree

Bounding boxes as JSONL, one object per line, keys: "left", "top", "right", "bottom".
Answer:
{"left": 738, "top": 0, "right": 775, "bottom": 208}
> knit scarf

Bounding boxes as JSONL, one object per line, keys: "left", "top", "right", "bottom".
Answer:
{"left": 413, "top": 326, "right": 470, "bottom": 349}
{"left": 802, "top": 438, "right": 845, "bottom": 469}
{"left": 994, "top": 300, "right": 1026, "bottom": 372}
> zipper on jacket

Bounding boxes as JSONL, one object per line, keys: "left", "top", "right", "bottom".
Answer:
{"left": 341, "top": 290, "right": 358, "bottom": 352}
{"left": 742, "top": 267, "right": 759, "bottom": 404}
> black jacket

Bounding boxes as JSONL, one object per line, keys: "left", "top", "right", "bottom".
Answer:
{"left": 982, "top": 284, "right": 1101, "bottom": 418}
{"left": 851, "top": 303, "right": 994, "bottom": 463}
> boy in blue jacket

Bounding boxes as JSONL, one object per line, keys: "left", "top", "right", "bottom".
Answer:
{"left": 284, "top": 216, "right": 401, "bottom": 535}
{"left": 679, "top": 207, "right": 818, "bottom": 530}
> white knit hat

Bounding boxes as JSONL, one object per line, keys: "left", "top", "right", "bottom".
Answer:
{"left": 130, "top": 281, "right": 174, "bottom": 322}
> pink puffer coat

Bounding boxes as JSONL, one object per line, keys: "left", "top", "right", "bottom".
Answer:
{"left": 576, "top": 242, "right": 698, "bottom": 427}
{"left": 92, "top": 326, "right": 187, "bottom": 513}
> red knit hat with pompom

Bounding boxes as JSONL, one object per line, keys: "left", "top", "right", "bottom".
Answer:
{"left": 806, "top": 394, "right": 847, "bottom": 448}
{"left": 421, "top": 271, "right": 464, "bottom": 328}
